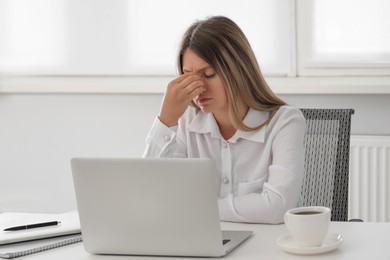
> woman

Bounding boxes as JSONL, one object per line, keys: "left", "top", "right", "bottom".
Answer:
{"left": 143, "top": 16, "right": 305, "bottom": 224}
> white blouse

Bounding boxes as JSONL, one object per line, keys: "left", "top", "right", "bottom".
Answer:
{"left": 143, "top": 105, "right": 306, "bottom": 224}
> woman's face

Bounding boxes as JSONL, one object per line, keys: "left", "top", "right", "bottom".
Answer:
{"left": 182, "top": 48, "right": 228, "bottom": 114}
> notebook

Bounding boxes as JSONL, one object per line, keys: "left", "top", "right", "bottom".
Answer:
{"left": 0, "top": 234, "right": 82, "bottom": 259}
{"left": 71, "top": 158, "right": 253, "bottom": 257}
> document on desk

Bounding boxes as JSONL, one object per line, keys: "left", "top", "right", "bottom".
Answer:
{"left": 0, "top": 211, "right": 81, "bottom": 245}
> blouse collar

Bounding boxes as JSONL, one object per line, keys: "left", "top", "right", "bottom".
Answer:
{"left": 187, "top": 108, "right": 269, "bottom": 143}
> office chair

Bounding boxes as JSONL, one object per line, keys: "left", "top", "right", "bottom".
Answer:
{"left": 299, "top": 108, "right": 354, "bottom": 221}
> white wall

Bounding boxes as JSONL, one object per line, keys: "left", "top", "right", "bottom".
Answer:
{"left": 0, "top": 93, "right": 389, "bottom": 213}
{"left": 0, "top": 93, "right": 161, "bottom": 213}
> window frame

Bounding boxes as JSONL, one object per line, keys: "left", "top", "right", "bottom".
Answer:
{"left": 1, "top": 75, "right": 389, "bottom": 94}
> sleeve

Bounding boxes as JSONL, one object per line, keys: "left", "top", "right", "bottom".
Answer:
{"left": 218, "top": 109, "right": 306, "bottom": 224}
{"left": 142, "top": 117, "right": 187, "bottom": 158}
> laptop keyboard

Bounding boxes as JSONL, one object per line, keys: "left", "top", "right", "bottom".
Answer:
{"left": 222, "top": 239, "right": 231, "bottom": 245}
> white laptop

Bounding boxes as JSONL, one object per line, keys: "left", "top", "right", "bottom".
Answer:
{"left": 71, "top": 158, "right": 252, "bottom": 257}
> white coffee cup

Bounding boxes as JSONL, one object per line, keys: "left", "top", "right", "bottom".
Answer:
{"left": 284, "top": 206, "right": 331, "bottom": 247}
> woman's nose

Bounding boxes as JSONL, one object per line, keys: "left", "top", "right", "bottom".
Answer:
{"left": 200, "top": 82, "right": 207, "bottom": 93}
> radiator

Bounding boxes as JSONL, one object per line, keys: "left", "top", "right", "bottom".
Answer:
{"left": 348, "top": 135, "right": 390, "bottom": 222}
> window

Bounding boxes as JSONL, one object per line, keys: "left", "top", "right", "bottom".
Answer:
{"left": 0, "top": 0, "right": 292, "bottom": 76}
{"left": 0, "top": 0, "right": 66, "bottom": 74}
{"left": 0, "top": 0, "right": 389, "bottom": 93}
{"left": 297, "top": 0, "right": 390, "bottom": 76}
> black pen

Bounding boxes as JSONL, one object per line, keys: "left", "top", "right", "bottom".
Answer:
{"left": 3, "top": 221, "right": 61, "bottom": 231}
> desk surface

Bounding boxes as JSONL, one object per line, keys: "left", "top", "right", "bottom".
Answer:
{"left": 19, "top": 221, "right": 390, "bottom": 260}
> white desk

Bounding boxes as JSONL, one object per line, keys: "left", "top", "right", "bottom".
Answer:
{"left": 20, "top": 221, "right": 390, "bottom": 260}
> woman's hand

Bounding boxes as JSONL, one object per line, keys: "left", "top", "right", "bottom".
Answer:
{"left": 158, "top": 73, "right": 205, "bottom": 127}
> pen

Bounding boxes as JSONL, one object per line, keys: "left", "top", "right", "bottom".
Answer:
{"left": 3, "top": 221, "right": 61, "bottom": 231}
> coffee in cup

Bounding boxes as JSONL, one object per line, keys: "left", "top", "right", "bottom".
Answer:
{"left": 284, "top": 206, "right": 331, "bottom": 247}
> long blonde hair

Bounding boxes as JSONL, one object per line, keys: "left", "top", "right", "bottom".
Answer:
{"left": 177, "top": 16, "right": 286, "bottom": 131}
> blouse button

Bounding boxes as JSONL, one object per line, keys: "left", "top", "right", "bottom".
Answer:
{"left": 163, "top": 135, "right": 171, "bottom": 142}
{"left": 222, "top": 176, "right": 230, "bottom": 184}
{"left": 222, "top": 142, "right": 228, "bottom": 148}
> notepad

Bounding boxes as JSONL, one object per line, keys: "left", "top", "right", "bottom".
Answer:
{"left": 0, "top": 211, "right": 81, "bottom": 245}
{"left": 0, "top": 234, "right": 82, "bottom": 259}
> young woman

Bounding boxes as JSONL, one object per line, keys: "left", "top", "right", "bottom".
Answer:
{"left": 143, "top": 16, "right": 305, "bottom": 224}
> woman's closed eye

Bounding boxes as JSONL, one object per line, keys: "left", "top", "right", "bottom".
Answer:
{"left": 204, "top": 73, "right": 216, "bottom": 79}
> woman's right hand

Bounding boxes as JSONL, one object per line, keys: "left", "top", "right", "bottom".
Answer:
{"left": 158, "top": 73, "right": 205, "bottom": 127}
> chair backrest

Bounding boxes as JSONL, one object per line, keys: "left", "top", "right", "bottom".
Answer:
{"left": 299, "top": 108, "right": 354, "bottom": 221}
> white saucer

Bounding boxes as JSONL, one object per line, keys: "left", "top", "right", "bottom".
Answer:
{"left": 276, "top": 233, "right": 343, "bottom": 255}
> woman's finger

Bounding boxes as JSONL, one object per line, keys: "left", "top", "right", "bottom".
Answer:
{"left": 177, "top": 74, "right": 203, "bottom": 89}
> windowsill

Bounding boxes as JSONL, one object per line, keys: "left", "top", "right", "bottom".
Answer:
{"left": 0, "top": 76, "right": 390, "bottom": 94}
